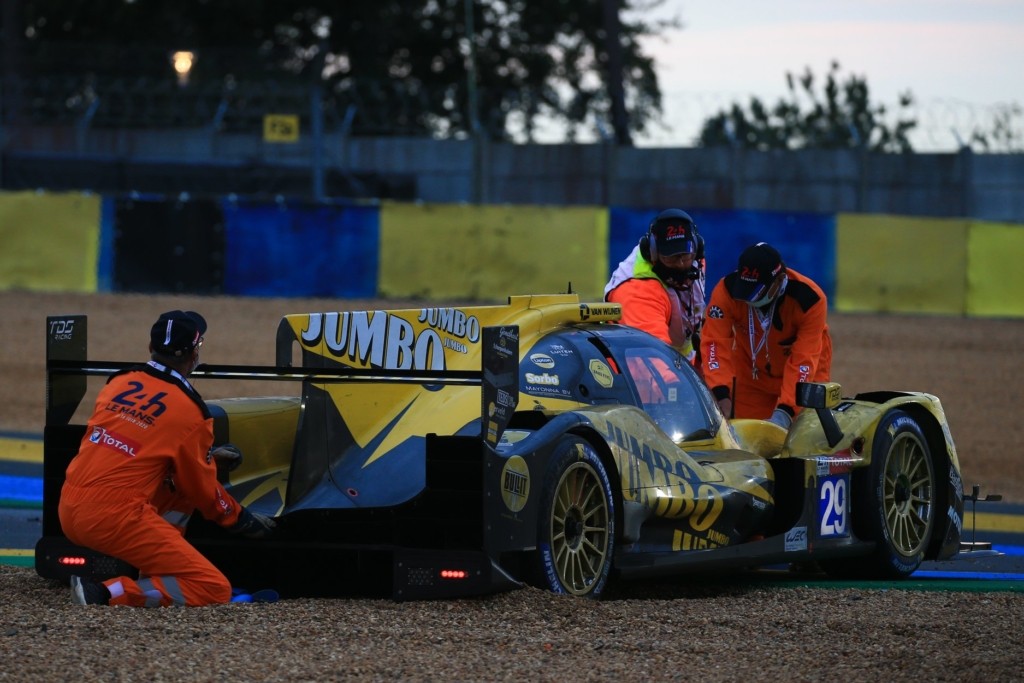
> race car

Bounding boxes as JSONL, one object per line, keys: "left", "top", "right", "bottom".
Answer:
{"left": 36, "top": 294, "right": 965, "bottom": 599}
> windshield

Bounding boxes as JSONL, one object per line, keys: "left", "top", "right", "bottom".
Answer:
{"left": 620, "top": 346, "right": 716, "bottom": 442}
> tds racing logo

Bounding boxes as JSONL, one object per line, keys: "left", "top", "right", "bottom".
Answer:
{"left": 48, "top": 318, "right": 76, "bottom": 341}
{"left": 89, "top": 427, "right": 141, "bottom": 458}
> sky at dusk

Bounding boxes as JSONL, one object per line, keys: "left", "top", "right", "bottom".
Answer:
{"left": 632, "top": 0, "right": 1024, "bottom": 149}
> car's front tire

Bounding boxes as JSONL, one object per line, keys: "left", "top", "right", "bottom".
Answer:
{"left": 534, "top": 436, "right": 615, "bottom": 598}
{"left": 823, "top": 409, "right": 936, "bottom": 579}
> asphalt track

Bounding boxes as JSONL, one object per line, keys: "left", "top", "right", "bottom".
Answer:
{"left": 3, "top": 432, "right": 1023, "bottom": 590}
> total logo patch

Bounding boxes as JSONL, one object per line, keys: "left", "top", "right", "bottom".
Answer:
{"left": 707, "top": 305, "right": 724, "bottom": 319}
{"left": 815, "top": 453, "right": 857, "bottom": 476}
{"left": 500, "top": 456, "right": 531, "bottom": 513}
{"left": 89, "top": 426, "right": 141, "bottom": 458}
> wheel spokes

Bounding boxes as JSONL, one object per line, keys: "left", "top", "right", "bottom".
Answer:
{"left": 882, "top": 433, "right": 934, "bottom": 556}
{"left": 551, "top": 462, "right": 610, "bottom": 594}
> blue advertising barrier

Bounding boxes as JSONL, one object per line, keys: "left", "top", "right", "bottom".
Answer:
{"left": 222, "top": 200, "right": 380, "bottom": 298}
{"left": 609, "top": 207, "right": 836, "bottom": 302}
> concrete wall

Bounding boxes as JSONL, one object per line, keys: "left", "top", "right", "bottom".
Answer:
{"left": 4, "top": 125, "right": 1024, "bottom": 222}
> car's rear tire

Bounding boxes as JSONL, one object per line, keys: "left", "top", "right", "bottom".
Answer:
{"left": 534, "top": 436, "right": 615, "bottom": 598}
{"left": 823, "top": 409, "right": 936, "bottom": 579}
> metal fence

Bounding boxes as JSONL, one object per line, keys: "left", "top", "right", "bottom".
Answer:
{"left": 2, "top": 51, "right": 1023, "bottom": 221}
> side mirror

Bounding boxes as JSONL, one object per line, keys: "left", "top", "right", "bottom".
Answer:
{"left": 796, "top": 381, "right": 843, "bottom": 410}
{"left": 796, "top": 382, "right": 844, "bottom": 448}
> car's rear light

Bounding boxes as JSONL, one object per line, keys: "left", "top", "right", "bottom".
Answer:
{"left": 393, "top": 549, "right": 513, "bottom": 600}
{"left": 36, "top": 537, "right": 138, "bottom": 583}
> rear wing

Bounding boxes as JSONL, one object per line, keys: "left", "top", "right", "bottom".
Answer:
{"left": 43, "top": 314, "right": 519, "bottom": 537}
{"left": 42, "top": 314, "right": 520, "bottom": 596}
{"left": 46, "top": 314, "right": 518, "bottom": 441}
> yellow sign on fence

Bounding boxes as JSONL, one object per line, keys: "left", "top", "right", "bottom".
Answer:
{"left": 263, "top": 114, "right": 300, "bottom": 142}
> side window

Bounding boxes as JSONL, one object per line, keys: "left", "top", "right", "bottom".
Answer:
{"left": 622, "top": 346, "right": 712, "bottom": 442}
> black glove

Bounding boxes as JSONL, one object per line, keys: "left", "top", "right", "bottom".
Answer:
{"left": 210, "top": 443, "right": 243, "bottom": 481}
{"left": 229, "top": 507, "right": 276, "bottom": 539}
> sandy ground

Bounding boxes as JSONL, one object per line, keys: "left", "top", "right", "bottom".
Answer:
{"left": 2, "top": 290, "right": 1021, "bottom": 501}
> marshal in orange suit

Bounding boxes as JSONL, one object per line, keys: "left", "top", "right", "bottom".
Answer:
{"left": 700, "top": 243, "right": 832, "bottom": 430}
{"left": 59, "top": 310, "right": 275, "bottom": 607}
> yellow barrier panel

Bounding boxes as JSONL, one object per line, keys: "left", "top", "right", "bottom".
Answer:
{"left": 835, "top": 214, "right": 968, "bottom": 314}
{"left": 967, "top": 221, "right": 1024, "bottom": 317}
{"left": 379, "top": 203, "right": 609, "bottom": 301}
{"left": 0, "top": 437, "right": 43, "bottom": 464}
{"left": 0, "top": 191, "right": 101, "bottom": 292}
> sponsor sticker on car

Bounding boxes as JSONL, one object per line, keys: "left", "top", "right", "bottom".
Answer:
{"left": 817, "top": 473, "right": 850, "bottom": 538}
{"left": 530, "top": 353, "right": 555, "bottom": 369}
{"left": 589, "top": 360, "right": 614, "bottom": 388}
{"left": 784, "top": 526, "right": 808, "bottom": 551}
{"left": 500, "top": 456, "right": 531, "bottom": 513}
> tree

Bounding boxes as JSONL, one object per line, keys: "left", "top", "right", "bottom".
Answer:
{"left": 967, "top": 103, "right": 1024, "bottom": 153}
{"left": 15, "top": 0, "right": 675, "bottom": 143}
{"left": 698, "top": 61, "right": 917, "bottom": 153}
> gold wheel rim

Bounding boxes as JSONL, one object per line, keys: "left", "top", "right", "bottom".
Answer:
{"left": 883, "top": 431, "right": 934, "bottom": 556}
{"left": 549, "top": 461, "right": 611, "bottom": 595}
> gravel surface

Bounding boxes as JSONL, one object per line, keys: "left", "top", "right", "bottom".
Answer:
{"left": 2, "top": 292, "right": 1023, "bottom": 682}
{"left": 1, "top": 565, "right": 1022, "bottom": 682}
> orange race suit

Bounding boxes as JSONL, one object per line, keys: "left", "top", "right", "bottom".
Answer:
{"left": 700, "top": 267, "right": 832, "bottom": 419}
{"left": 605, "top": 245, "right": 706, "bottom": 362}
{"left": 58, "top": 361, "right": 243, "bottom": 607}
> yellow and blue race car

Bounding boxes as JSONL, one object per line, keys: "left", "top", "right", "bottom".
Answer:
{"left": 37, "top": 294, "right": 964, "bottom": 599}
